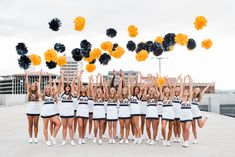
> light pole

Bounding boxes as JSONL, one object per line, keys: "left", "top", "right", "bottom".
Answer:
{"left": 151, "top": 57, "right": 169, "bottom": 75}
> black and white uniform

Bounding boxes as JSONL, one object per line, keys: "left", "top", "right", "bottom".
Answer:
{"left": 162, "top": 99, "right": 175, "bottom": 121}
{"left": 59, "top": 93, "right": 74, "bottom": 118}
{"left": 146, "top": 98, "right": 158, "bottom": 119}
{"left": 140, "top": 99, "right": 147, "bottom": 116}
{"left": 76, "top": 96, "right": 89, "bottom": 119}
{"left": 106, "top": 99, "right": 118, "bottom": 121}
{"left": 118, "top": 98, "right": 131, "bottom": 119}
{"left": 73, "top": 95, "right": 78, "bottom": 112}
{"left": 172, "top": 96, "right": 181, "bottom": 120}
{"left": 180, "top": 100, "right": 193, "bottom": 122}
{"left": 157, "top": 100, "right": 163, "bottom": 118}
{"left": 26, "top": 94, "right": 41, "bottom": 116}
{"left": 130, "top": 95, "right": 141, "bottom": 116}
{"left": 41, "top": 96, "right": 57, "bottom": 118}
{"left": 93, "top": 98, "right": 106, "bottom": 120}
{"left": 88, "top": 97, "right": 94, "bottom": 114}
{"left": 191, "top": 98, "right": 202, "bottom": 119}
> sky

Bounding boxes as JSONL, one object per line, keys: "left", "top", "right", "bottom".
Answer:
{"left": 0, "top": 0, "right": 235, "bottom": 90}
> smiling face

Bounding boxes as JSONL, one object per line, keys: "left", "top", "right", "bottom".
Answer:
{"left": 30, "top": 83, "right": 37, "bottom": 92}
{"left": 64, "top": 84, "right": 71, "bottom": 93}
{"left": 110, "top": 87, "right": 116, "bottom": 95}
{"left": 96, "top": 88, "right": 102, "bottom": 97}
{"left": 148, "top": 87, "right": 155, "bottom": 96}
{"left": 193, "top": 87, "right": 201, "bottom": 95}
{"left": 183, "top": 89, "right": 189, "bottom": 97}
{"left": 80, "top": 86, "right": 86, "bottom": 96}
{"left": 45, "top": 86, "right": 51, "bottom": 96}
{"left": 133, "top": 86, "right": 140, "bottom": 95}
{"left": 174, "top": 86, "right": 180, "bottom": 96}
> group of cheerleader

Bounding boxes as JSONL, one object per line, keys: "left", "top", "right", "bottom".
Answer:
{"left": 25, "top": 70, "right": 214, "bottom": 148}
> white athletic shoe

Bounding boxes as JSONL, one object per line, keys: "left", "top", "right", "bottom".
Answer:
{"left": 88, "top": 134, "right": 92, "bottom": 139}
{"left": 193, "top": 139, "right": 198, "bottom": 144}
{"left": 182, "top": 141, "right": 189, "bottom": 148}
{"left": 51, "top": 137, "right": 57, "bottom": 145}
{"left": 155, "top": 137, "right": 160, "bottom": 141}
{"left": 125, "top": 139, "right": 129, "bottom": 144}
{"left": 93, "top": 138, "right": 97, "bottom": 144}
{"left": 159, "top": 136, "right": 164, "bottom": 140}
{"left": 162, "top": 140, "right": 167, "bottom": 146}
{"left": 133, "top": 138, "right": 138, "bottom": 144}
{"left": 82, "top": 139, "right": 86, "bottom": 144}
{"left": 205, "top": 115, "right": 210, "bottom": 119}
{"left": 70, "top": 140, "right": 75, "bottom": 146}
{"left": 33, "top": 138, "right": 38, "bottom": 143}
{"left": 138, "top": 138, "right": 142, "bottom": 144}
{"left": 108, "top": 139, "right": 112, "bottom": 144}
{"left": 46, "top": 140, "right": 52, "bottom": 146}
{"left": 78, "top": 139, "right": 82, "bottom": 145}
{"left": 131, "top": 136, "right": 135, "bottom": 141}
{"left": 61, "top": 140, "right": 66, "bottom": 146}
{"left": 119, "top": 139, "right": 124, "bottom": 144}
{"left": 28, "top": 138, "right": 33, "bottom": 143}
{"left": 112, "top": 139, "right": 116, "bottom": 144}
{"left": 102, "top": 135, "right": 106, "bottom": 139}
{"left": 177, "top": 138, "right": 181, "bottom": 143}
{"left": 146, "top": 139, "right": 151, "bottom": 144}
{"left": 166, "top": 141, "right": 171, "bottom": 146}
{"left": 173, "top": 138, "right": 178, "bottom": 143}
{"left": 98, "top": 139, "right": 102, "bottom": 145}
{"left": 141, "top": 135, "right": 144, "bottom": 140}
{"left": 149, "top": 140, "right": 156, "bottom": 145}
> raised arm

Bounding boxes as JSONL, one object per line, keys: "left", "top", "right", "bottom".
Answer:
{"left": 37, "top": 69, "right": 42, "bottom": 95}
{"left": 103, "top": 78, "right": 108, "bottom": 100}
{"left": 179, "top": 75, "right": 184, "bottom": 99}
{"left": 189, "top": 75, "right": 193, "bottom": 101}
{"left": 25, "top": 71, "right": 30, "bottom": 94}
{"left": 128, "top": 73, "right": 133, "bottom": 96}
{"left": 57, "top": 70, "right": 64, "bottom": 95}
{"left": 72, "top": 70, "right": 78, "bottom": 95}
{"left": 77, "top": 71, "right": 82, "bottom": 97}
{"left": 201, "top": 82, "right": 215, "bottom": 97}
{"left": 117, "top": 73, "right": 123, "bottom": 98}
{"left": 109, "top": 70, "right": 116, "bottom": 88}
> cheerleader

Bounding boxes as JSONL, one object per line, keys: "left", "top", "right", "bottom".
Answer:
{"left": 76, "top": 71, "right": 89, "bottom": 144}
{"left": 87, "top": 78, "right": 94, "bottom": 139}
{"left": 58, "top": 71, "right": 75, "bottom": 146}
{"left": 25, "top": 70, "right": 41, "bottom": 143}
{"left": 118, "top": 72, "right": 131, "bottom": 144}
{"left": 191, "top": 81, "right": 214, "bottom": 144}
{"left": 104, "top": 70, "right": 120, "bottom": 144}
{"left": 72, "top": 71, "right": 78, "bottom": 139}
{"left": 180, "top": 75, "right": 193, "bottom": 148}
{"left": 129, "top": 73, "right": 142, "bottom": 144}
{"left": 144, "top": 76, "right": 160, "bottom": 145}
{"left": 91, "top": 74, "right": 106, "bottom": 145}
{"left": 160, "top": 76, "right": 175, "bottom": 146}
{"left": 41, "top": 76, "right": 61, "bottom": 146}
{"left": 172, "top": 75, "right": 182, "bottom": 143}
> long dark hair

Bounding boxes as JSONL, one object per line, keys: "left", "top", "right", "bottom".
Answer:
{"left": 133, "top": 85, "right": 140, "bottom": 96}
{"left": 64, "top": 83, "right": 71, "bottom": 94}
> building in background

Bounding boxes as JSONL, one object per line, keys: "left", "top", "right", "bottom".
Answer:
{"left": 60, "top": 56, "right": 83, "bottom": 81}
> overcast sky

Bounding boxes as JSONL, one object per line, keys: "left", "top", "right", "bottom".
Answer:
{"left": 0, "top": 0, "right": 235, "bottom": 90}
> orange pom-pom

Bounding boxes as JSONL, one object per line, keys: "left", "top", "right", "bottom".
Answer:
{"left": 157, "top": 76, "right": 165, "bottom": 87}
{"left": 128, "top": 25, "right": 138, "bottom": 37}
{"left": 111, "top": 46, "right": 125, "bottom": 59}
{"left": 29, "top": 54, "right": 41, "bottom": 66}
{"left": 90, "top": 48, "right": 102, "bottom": 59}
{"left": 154, "top": 36, "right": 164, "bottom": 44}
{"left": 74, "top": 16, "right": 86, "bottom": 31}
{"left": 201, "top": 39, "right": 213, "bottom": 49}
{"left": 175, "top": 33, "right": 188, "bottom": 46}
{"left": 84, "top": 56, "right": 94, "bottom": 63}
{"left": 56, "top": 56, "right": 66, "bottom": 67}
{"left": 135, "top": 50, "right": 148, "bottom": 61}
{"left": 194, "top": 16, "right": 207, "bottom": 30}
{"left": 101, "top": 41, "right": 113, "bottom": 51}
{"left": 86, "top": 63, "right": 96, "bottom": 72}
{"left": 44, "top": 49, "right": 58, "bottom": 62}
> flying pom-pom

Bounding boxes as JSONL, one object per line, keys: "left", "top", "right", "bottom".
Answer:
{"left": 152, "top": 42, "right": 163, "bottom": 56}
{"left": 16, "top": 43, "right": 28, "bottom": 56}
{"left": 194, "top": 16, "right": 207, "bottom": 30}
{"left": 89, "top": 59, "right": 96, "bottom": 64}
{"left": 18, "top": 55, "right": 31, "bottom": 70}
{"left": 101, "top": 41, "right": 113, "bottom": 52}
{"left": 136, "top": 42, "right": 148, "bottom": 53}
{"left": 80, "top": 39, "right": 92, "bottom": 58}
{"left": 175, "top": 33, "right": 188, "bottom": 46}
{"left": 29, "top": 54, "right": 41, "bottom": 66}
{"left": 154, "top": 36, "right": 164, "bottom": 44}
{"left": 128, "top": 25, "right": 138, "bottom": 37}
{"left": 164, "top": 33, "right": 176, "bottom": 47}
{"left": 74, "top": 16, "right": 86, "bottom": 31}
{"left": 112, "top": 43, "right": 118, "bottom": 51}
{"left": 54, "top": 43, "right": 66, "bottom": 53}
{"left": 111, "top": 46, "right": 125, "bottom": 59}
{"left": 71, "top": 48, "right": 83, "bottom": 61}
{"left": 56, "top": 56, "right": 67, "bottom": 67}
{"left": 86, "top": 64, "right": 96, "bottom": 73}
{"left": 49, "top": 18, "right": 61, "bottom": 31}
{"left": 44, "top": 49, "right": 58, "bottom": 62}
{"left": 201, "top": 39, "right": 213, "bottom": 49}
{"left": 46, "top": 61, "right": 57, "bottom": 69}
{"left": 187, "top": 38, "right": 197, "bottom": 50}
{"left": 99, "top": 53, "right": 111, "bottom": 65}
{"left": 90, "top": 48, "right": 102, "bottom": 59}
{"left": 157, "top": 76, "right": 165, "bottom": 87}
{"left": 135, "top": 50, "right": 149, "bottom": 61}
{"left": 126, "top": 40, "right": 136, "bottom": 52}
{"left": 106, "top": 28, "right": 117, "bottom": 38}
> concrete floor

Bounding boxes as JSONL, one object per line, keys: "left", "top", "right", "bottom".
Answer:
{"left": 0, "top": 104, "right": 235, "bottom": 157}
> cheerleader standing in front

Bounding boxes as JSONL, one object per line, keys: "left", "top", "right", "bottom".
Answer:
{"left": 71, "top": 71, "right": 78, "bottom": 139}
{"left": 191, "top": 80, "right": 214, "bottom": 144}
{"left": 25, "top": 70, "right": 42, "bottom": 144}
{"left": 58, "top": 71, "right": 75, "bottom": 146}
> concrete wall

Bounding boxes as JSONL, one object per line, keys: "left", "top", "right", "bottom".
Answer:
{"left": 0, "top": 94, "right": 27, "bottom": 106}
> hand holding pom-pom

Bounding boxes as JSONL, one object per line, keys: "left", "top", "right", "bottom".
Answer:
{"left": 49, "top": 18, "right": 62, "bottom": 31}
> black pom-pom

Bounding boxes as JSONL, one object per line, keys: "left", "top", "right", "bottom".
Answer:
{"left": 54, "top": 43, "right": 65, "bottom": 53}
{"left": 187, "top": 38, "right": 196, "bottom": 50}
{"left": 49, "top": 18, "right": 61, "bottom": 31}
{"left": 46, "top": 61, "right": 57, "bottom": 69}
{"left": 80, "top": 40, "right": 92, "bottom": 58}
{"left": 112, "top": 43, "right": 118, "bottom": 51}
{"left": 164, "top": 33, "right": 176, "bottom": 47}
{"left": 99, "top": 53, "right": 111, "bottom": 65}
{"left": 162, "top": 41, "right": 170, "bottom": 51}
{"left": 152, "top": 42, "right": 163, "bottom": 56}
{"left": 16, "top": 43, "right": 28, "bottom": 56}
{"left": 136, "top": 42, "right": 148, "bottom": 53}
{"left": 18, "top": 55, "right": 31, "bottom": 70}
{"left": 89, "top": 59, "right": 96, "bottom": 64}
{"left": 126, "top": 40, "right": 136, "bottom": 52}
{"left": 106, "top": 28, "right": 117, "bottom": 38}
{"left": 146, "top": 41, "right": 154, "bottom": 52}
{"left": 71, "top": 48, "right": 83, "bottom": 61}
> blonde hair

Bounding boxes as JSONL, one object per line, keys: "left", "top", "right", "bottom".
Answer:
{"left": 28, "top": 83, "right": 39, "bottom": 101}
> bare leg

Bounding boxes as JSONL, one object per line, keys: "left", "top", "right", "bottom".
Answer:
{"left": 113, "top": 121, "right": 117, "bottom": 139}
{"left": 108, "top": 121, "right": 112, "bottom": 139}
{"left": 33, "top": 116, "right": 39, "bottom": 138}
{"left": 93, "top": 120, "right": 98, "bottom": 138}
{"left": 50, "top": 116, "right": 61, "bottom": 138}
{"left": 42, "top": 118, "right": 49, "bottom": 141}
{"left": 125, "top": 119, "right": 130, "bottom": 140}
{"left": 146, "top": 119, "right": 151, "bottom": 139}
{"left": 61, "top": 118, "right": 68, "bottom": 140}
{"left": 27, "top": 116, "right": 33, "bottom": 138}
{"left": 161, "top": 120, "right": 167, "bottom": 140}
{"left": 68, "top": 118, "right": 74, "bottom": 140}
{"left": 88, "top": 113, "right": 93, "bottom": 135}
{"left": 82, "top": 119, "right": 88, "bottom": 139}
{"left": 99, "top": 120, "right": 105, "bottom": 139}
{"left": 141, "top": 115, "right": 145, "bottom": 136}
{"left": 119, "top": 119, "right": 125, "bottom": 139}
{"left": 167, "top": 121, "right": 173, "bottom": 141}
{"left": 192, "top": 120, "right": 197, "bottom": 140}
{"left": 152, "top": 119, "right": 158, "bottom": 140}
